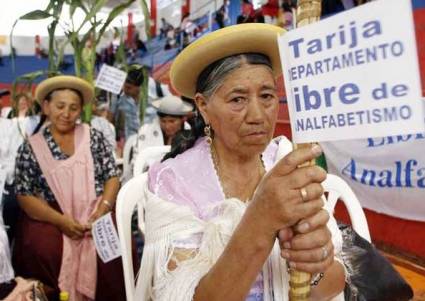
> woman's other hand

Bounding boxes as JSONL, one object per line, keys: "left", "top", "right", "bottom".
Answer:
{"left": 59, "top": 215, "right": 90, "bottom": 239}
{"left": 279, "top": 209, "right": 334, "bottom": 274}
{"left": 87, "top": 202, "right": 111, "bottom": 224}
{"left": 251, "top": 144, "right": 326, "bottom": 235}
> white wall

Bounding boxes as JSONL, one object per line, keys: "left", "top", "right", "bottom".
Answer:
{"left": 190, "top": 0, "right": 222, "bottom": 19}
{"left": 1, "top": 22, "right": 148, "bottom": 56}
{"left": 1, "top": 1, "right": 147, "bottom": 56}
{"left": 156, "top": 0, "right": 183, "bottom": 34}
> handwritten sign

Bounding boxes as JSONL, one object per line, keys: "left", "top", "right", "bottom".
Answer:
{"left": 92, "top": 212, "right": 121, "bottom": 263}
{"left": 278, "top": 0, "right": 424, "bottom": 143}
{"left": 95, "top": 64, "right": 127, "bottom": 95}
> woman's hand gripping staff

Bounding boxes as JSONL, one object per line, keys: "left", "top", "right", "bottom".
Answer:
{"left": 251, "top": 144, "right": 333, "bottom": 297}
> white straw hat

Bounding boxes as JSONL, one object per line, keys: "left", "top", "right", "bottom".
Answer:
{"left": 35, "top": 75, "right": 94, "bottom": 104}
{"left": 170, "top": 23, "right": 286, "bottom": 98}
{"left": 152, "top": 95, "right": 193, "bottom": 116}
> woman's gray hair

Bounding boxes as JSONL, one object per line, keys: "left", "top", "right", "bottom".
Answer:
{"left": 195, "top": 53, "right": 273, "bottom": 99}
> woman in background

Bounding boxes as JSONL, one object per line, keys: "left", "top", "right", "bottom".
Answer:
{"left": 13, "top": 75, "right": 128, "bottom": 301}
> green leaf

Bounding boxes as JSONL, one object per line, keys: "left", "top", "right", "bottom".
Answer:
{"left": 96, "top": 0, "right": 136, "bottom": 44}
{"left": 9, "top": 20, "right": 18, "bottom": 74}
{"left": 13, "top": 70, "right": 46, "bottom": 101}
{"left": 139, "top": 0, "right": 151, "bottom": 40}
{"left": 69, "top": 0, "right": 87, "bottom": 17}
{"left": 55, "top": 39, "right": 70, "bottom": 71}
{"left": 139, "top": 67, "right": 149, "bottom": 123}
{"left": 77, "top": 0, "right": 107, "bottom": 33}
{"left": 52, "top": 1, "right": 65, "bottom": 19}
{"left": 47, "top": 20, "right": 59, "bottom": 74}
{"left": 115, "top": 32, "right": 127, "bottom": 67}
{"left": 19, "top": 10, "right": 52, "bottom": 20}
{"left": 16, "top": 70, "right": 46, "bottom": 82}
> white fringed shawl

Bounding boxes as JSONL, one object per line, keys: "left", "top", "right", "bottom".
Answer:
{"left": 134, "top": 137, "right": 343, "bottom": 300}
{"left": 0, "top": 208, "right": 14, "bottom": 283}
{"left": 134, "top": 182, "right": 290, "bottom": 301}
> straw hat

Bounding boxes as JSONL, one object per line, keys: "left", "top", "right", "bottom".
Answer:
{"left": 170, "top": 23, "right": 286, "bottom": 99}
{"left": 35, "top": 75, "right": 94, "bottom": 104}
{"left": 152, "top": 95, "right": 193, "bottom": 116}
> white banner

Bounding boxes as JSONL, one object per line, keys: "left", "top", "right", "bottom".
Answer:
{"left": 321, "top": 133, "right": 425, "bottom": 222}
{"left": 278, "top": 0, "right": 424, "bottom": 143}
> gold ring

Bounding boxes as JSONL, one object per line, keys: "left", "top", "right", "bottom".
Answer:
{"left": 300, "top": 187, "right": 308, "bottom": 201}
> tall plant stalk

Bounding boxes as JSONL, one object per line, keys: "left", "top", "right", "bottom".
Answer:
{"left": 138, "top": 0, "right": 151, "bottom": 124}
{"left": 10, "top": 0, "right": 136, "bottom": 121}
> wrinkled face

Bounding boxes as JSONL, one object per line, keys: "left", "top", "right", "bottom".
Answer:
{"left": 123, "top": 82, "right": 140, "bottom": 99}
{"left": 44, "top": 89, "right": 82, "bottom": 134}
{"left": 196, "top": 64, "right": 279, "bottom": 158}
{"left": 159, "top": 115, "right": 185, "bottom": 139}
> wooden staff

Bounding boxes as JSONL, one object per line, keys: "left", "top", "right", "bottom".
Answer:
{"left": 289, "top": 1, "right": 322, "bottom": 300}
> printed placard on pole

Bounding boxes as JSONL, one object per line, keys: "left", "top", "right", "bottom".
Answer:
{"left": 95, "top": 64, "right": 127, "bottom": 95}
{"left": 278, "top": 0, "right": 424, "bottom": 143}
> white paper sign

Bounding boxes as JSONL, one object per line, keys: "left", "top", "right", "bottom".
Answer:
{"left": 92, "top": 212, "right": 121, "bottom": 263}
{"left": 95, "top": 64, "right": 127, "bottom": 95}
{"left": 278, "top": 0, "right": 424, "bottom": 143}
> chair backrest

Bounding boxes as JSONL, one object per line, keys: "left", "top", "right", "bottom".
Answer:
{"left": 121, "top": 134, "right": 138, "bottom": 183}
{"left": 323, "top": 174, "right": 371, "bottom": 242}
{"left": 116, "top": 173, "right": 148, "bottom": 301}
{"left": 133, "top": 145, "right": 171, "bottom": 176}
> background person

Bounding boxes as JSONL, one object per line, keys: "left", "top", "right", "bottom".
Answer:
{"left": 128, "top": 95, "right": 192, "bottom": 179}
{"left": 91, "top": 101, "right": 117, "bottom": 155}
{"left": 13, "top": 76, "right": 127, "bottom": 301}
{"left": 1, "top": 92, "right": 39, "bottom": 244}
{"left": 109, "top": 66, "right": 144, "bottom": 143}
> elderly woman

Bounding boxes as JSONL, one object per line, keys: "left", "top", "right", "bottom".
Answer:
{"left": 13, "top": 76, "right": 128, "bottom": 301}
{"left": 135, "top": 23, "right": 345, "bottom": 300}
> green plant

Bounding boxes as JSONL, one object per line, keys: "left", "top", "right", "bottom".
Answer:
{"left": 10, "top": 0, "right": 137, "bottom": 121}
{"left": 139, "top": 0, "right": 151, "bottom": 40}
{"left": 137, "top": 0, "right": 151, "bottom": 124}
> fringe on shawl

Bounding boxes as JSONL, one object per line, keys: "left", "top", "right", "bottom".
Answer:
{"left": 134, "top": 179, "right": 342, "bottom": 301}
{"left": 0, "top": 213, "right": 14, "bottom": 283}
{"left": 135, "top": 182, "right": 251, "bottom": 301}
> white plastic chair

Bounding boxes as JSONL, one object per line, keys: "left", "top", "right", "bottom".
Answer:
{"left": 117, "top": 172, "right": 367, "bottom": 301}
{"left": 117, "top": 145, "right": 171, "bottom": 300}
{"left": 323, "top": 174, "right": 371, "bottom": 301}
{"left": 116, "top": 172, "right": 148, "bottom": 301}
{"left": 133, "top": 145, "right": 171, "bottom": 176}
{"left": 121, "top": 134, "right": 138, "bottom": 184}
{"left": 323, "top": 173, "right": 371, "bottom": 242}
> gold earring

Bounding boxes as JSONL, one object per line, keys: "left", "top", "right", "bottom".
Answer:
{"left": 204, "top": 124, "right": 212, "bottom": 145}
